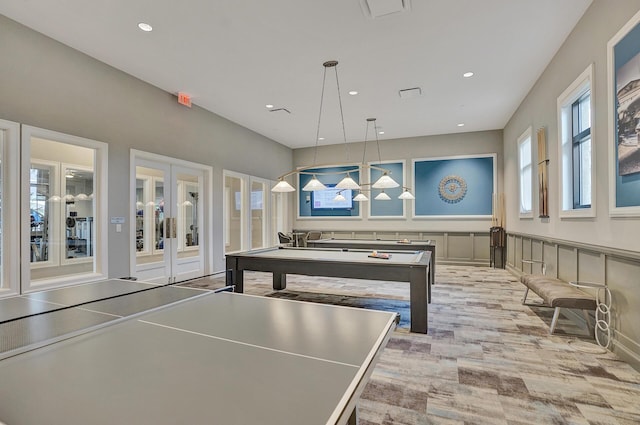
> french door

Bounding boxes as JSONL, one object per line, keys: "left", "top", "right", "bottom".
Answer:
{"left": 0, "top": 119, "right": 20, "bottom": 297}
{"left": 131, "top": 152, "right": 210, "bottom": 283}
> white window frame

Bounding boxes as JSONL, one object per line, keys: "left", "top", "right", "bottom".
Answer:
{"left": 517, "top": 127, "right": 533, "bottom": 218}
{"left": 557, "top": 64, "right": 595, "bottom": 218}
{"left": 249, "top": 176, "right": 270, "bottom": 250}
{"left": 223, "top": 170, "right": 273, "bottom": 255}
{"left": 0, "top": 119, "right": 21, "bottom": 298}
{"left": 21, "top": 125, "right": 108, "bottom": 292}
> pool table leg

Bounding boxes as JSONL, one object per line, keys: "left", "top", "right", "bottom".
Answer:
{"left": 229, "top": 269, "right": 244, "bottom": 293}
{"left": 428, "top": 263, "right": 432, "bottom": 304}
{"left": 273, "top": 272, "right": 287, "bottom": 290}
{"left": 409, "top": 267, "right": 428, "bottom": 333}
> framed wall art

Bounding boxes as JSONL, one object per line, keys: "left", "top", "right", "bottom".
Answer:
{"left": 412, "top": 154, "right": 496, "bottom": 218}
{"left": 608, "top": 9, "right": 640, "bottom": 216}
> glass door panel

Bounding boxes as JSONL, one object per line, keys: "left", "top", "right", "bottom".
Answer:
{"left": 29, "top": 139, "right": 95, "bottom": 282}
{"left": 132, "top": 158, "right": 205, "bottom": 283}
{"left": 135, "top": 166, "right": 167, "bottom": 268}
{"left": 177, "top": 173, "right": 200, "bottom": 259}
{"left": 251, "top": 180, "right": 265, "bottom": 249}
{"left": 62, "top": 165, "right": 94, "bottom": 261}
{"left": 29, "top": 162, "right": 56, "bottom": 265}
{"left": 224, "top": 175, "right": 243, "bottom": 253}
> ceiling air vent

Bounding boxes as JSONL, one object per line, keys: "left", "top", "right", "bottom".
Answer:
{"left": 360, "top": 0, "right": 410, "bottom": 19}
{"left": 399, "top": 87, "right": 422, "bottom": 99}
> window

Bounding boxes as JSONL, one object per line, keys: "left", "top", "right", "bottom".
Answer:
{"left": 22, "top": 125, "right": 108, "bottom": 292}
{"left": 518, "top": 127, "right": 533, "bottom": 217}
{"left": 572, "top": 94, "right": 591, "bottom": 208}
{"left": 558, "top": 64, "right": 594, "bottom": 217}
{"left": 223, "top": 171, "right": 273, "bottom": 253}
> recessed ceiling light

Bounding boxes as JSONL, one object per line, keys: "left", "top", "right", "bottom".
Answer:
{"left": 265, "top": 104, "right": 274, "bottom": 109}
{"left": 463, "top": 72, "right": 474, "bottom": 78}
{"left": 138, "top": 22, "right": 153, "bottom": 32}
{"left": 318, "top": 137, "right": 325, "bottom": 141}
{"left": 457, "top": 123, "right": 465, "bottom": 127}
{"left": 348, "top": 91, "right": 358, "bottom": 96}
{"left": 378, "top": 131, "right": 385, "bottom": 135}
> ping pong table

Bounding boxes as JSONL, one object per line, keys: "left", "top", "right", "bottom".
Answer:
{"left": 306, "top": 238, "right": 436, "bottom": 287}
{"left": 226, "top": 246, "right": 430, "bottom": 333}
{"left": 0, "top": 278, "right": 396, "bottom": 425}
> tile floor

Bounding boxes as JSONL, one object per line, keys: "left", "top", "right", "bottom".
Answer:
{"left": 182, "top": 265, "right": 640, "bottom": 425}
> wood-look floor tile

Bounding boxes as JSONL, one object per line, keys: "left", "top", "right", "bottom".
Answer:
{"left": 182, "top": 265, "right": 640, "bottom": 424}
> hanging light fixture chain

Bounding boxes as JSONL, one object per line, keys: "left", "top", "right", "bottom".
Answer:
{"left": 332, "top": 63, "right": 350, "bottom": 162}
{"left": 312, "top": 63, "right": 330, "bottom": 166}
{"left": 361, "top": 118, "right": 371, "bottom": 165}
{"left": 374, "top": 119, "right": 383, "bottom": 166}
{"left": 272, "top": 60, "right": 408, "bottom": 198}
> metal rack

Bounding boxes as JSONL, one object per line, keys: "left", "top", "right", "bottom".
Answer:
{"left": 490, "top": 226, "right": 506, "bottom": 268}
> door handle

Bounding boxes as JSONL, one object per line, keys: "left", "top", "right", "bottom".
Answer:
{"left": 164, "top": 217, "right": 177, "bottom": 238}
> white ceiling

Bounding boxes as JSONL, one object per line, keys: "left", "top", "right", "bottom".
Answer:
{"left": 0, "top": 0, "right": 592, "bottom": 149}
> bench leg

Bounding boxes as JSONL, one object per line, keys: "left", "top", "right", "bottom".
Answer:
{"left": 522, "top": 287, "right": 529, "bottom": 305}
{"left": 549, "top": 307, "right": 561, "bottom": 334}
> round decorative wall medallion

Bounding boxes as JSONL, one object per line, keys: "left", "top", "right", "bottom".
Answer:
{"left": 438, "top": 175, "right": 467, "bottom": 203}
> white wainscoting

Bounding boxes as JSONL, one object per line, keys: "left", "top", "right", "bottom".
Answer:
{"left": 506, "top": 231, "right": 640, "bottom": 372}
{"left": 293, "top": 230, "right": 491, "bottom": 266}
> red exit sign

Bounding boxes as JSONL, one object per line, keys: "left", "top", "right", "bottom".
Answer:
{"left": 178, "top": 92, "right": 192, "bottom": 108}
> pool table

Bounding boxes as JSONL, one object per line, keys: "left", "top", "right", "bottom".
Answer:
{"left": 225, "top": 247, "right": 431, "bottom": 334}
{"left": 306, "top": 238, "right": 436, "bottom": 287}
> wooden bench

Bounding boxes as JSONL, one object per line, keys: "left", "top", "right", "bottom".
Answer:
{"left": 520, "top": 274, "right": 596, "bottom": 334}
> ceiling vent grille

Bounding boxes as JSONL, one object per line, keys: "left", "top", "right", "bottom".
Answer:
{"left": 360, "top": 0, "right": 410, "bottom": 19}
{"left": 399, "top": 87, "right": 422, "bottom": 99}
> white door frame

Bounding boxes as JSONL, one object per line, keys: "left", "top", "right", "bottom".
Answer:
{"left": 0, "top": 119, "right": 20, "bottom": 298}
{"left": 21, "top": 125, "right": 108, "bottom": 293}
{"left": 130, "top": 150, "right": 213, "bottom": 283}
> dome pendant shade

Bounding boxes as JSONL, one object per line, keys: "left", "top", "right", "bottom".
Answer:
{"left": 398, "top": 190, "right": 415, "bottom": 200}
{"left": 372, "top": 173, "right": 399, "bottom": 189}
{"left": 271, "top": 180, "right": 296, "bottom": 192}
{"left": 335, "top": 173, "right": 361, "bottom": 190}
{"left": 333, "top": 193, "right": 346, "bottom": 202}
{"left": 374, "top": 191, "right": 391, "bottom": 200}
{"left": 302, "top": 175, "right": 327, "bottom": 191}
{"left": 353, "top": 193, "right": 369, "bottom": 201}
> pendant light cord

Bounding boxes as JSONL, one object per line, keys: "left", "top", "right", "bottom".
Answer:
{"left": 374, "top": 120, "right": 383, "bottom": 166}
{"left": 333, "top": 65, "right": 350, "bottom": 162}
{"left": 312, "top": 64, "right": 329, "bottom": 166}
{"left": 313, "top": 61, "right": 349, "bottom": 166}
{"left": 361, "top": 119, "right": 371, "bottom": 165}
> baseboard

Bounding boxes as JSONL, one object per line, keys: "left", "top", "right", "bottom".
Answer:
{"left": 613, "top": 331, "right": 640, "bottom": 373}
{"left": 439, "top": 259, "right": 490, "bottom": 267}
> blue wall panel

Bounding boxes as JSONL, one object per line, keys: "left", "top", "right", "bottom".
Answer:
{"left": 414, "top": 156, "right": 494, "bottom": 216}
{"left": 298, "top": 166, "right": 360, "bottom": 217}
{"left": 370, "top": 162, "right": 404, "bottom": 217}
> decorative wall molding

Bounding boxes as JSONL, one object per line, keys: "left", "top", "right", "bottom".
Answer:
{"left": 293, "top": 229, "right": 491, "bottom": 266}
{"left": 506, "top": 231, "right": 640, "bottom": 372}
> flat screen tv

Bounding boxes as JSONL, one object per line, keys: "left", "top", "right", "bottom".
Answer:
{"left": 311, "top": 186, "right": 353, "bottom": 210}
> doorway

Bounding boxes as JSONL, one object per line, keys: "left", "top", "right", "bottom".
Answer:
{"left": 131, "top": 152, "right": 212, "bottom": 283}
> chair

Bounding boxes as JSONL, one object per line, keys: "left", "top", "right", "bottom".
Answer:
{"left": 278, "top": 232, "right": 293, "bottom": 245}
{"left": 306, "top": 231, "right": 323, "bottom": 241}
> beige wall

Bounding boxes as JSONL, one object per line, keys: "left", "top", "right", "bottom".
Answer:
{"left": 503, "top": 0, "right": 640, "bottom": 253}
{"left": 503, "top": 0, "right": 640, "bottom": 369}
{"left": 0, "top": 14, "right": 293, "bottom": 275}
